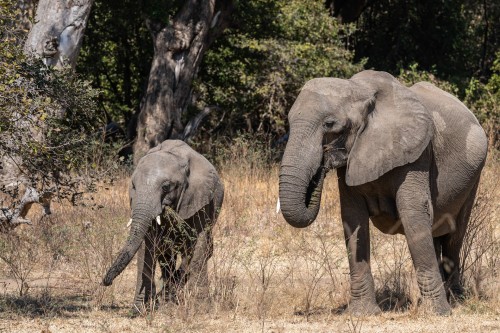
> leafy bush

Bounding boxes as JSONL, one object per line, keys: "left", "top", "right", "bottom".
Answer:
{"left": 464, "top": 52, "right": 500, "bottom": 149}
{"left": 354, "top": 0, "right": 498, "bottom": 83}
{"left": 398, "top": 63, "right": 459, "bottom": 95}
{"left": 194, "top": 0, "right": 364, "bottom": 138}
{"left": 77, "top": 0, "right": 152, "bottom": 125}
{"left": 0, "top": 3, "right": 114, "bottom": 222}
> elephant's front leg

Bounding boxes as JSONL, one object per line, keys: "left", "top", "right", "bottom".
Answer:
{"left": 133, "top": 229, "right": 157, "bottom": 312}
{"left": 396, "top": 172, "right": 451, "bottom": 315}
{"left": 339, "top": 184, "right": 381, "bottom": 315}
{"left": 157, "top": 248, "right": 184, "bottom": 303}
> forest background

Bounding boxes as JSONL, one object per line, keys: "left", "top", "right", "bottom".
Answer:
{"left": 1, "top": 0, "right": 498, "bottom": 175}
{"left": 83, "top": 0, "right": 499, "bottom": 150}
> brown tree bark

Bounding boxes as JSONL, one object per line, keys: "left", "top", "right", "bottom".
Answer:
{"left": 24, "top": 0, "right": 94, "bottom": 68}
{"left": 133, "top": 0, "right": 234, "bottom": 164}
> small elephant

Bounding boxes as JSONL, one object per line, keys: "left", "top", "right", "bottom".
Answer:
{"left": 103, "top": 140, "right": 224, "bottom": 311}
{"left": 278, "top": 70, "right": 488, "bottom": 315}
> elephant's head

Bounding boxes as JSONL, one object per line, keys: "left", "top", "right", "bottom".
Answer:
{"left": 103, "top": 140, "right": 220, "bottom": 286}
{"left": 279, "top": 70, "right": 433, "bottom": 228}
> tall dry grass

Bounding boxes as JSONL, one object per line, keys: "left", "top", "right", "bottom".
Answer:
{"left": 0, "top": 143, "right": 498, "bottom": 331}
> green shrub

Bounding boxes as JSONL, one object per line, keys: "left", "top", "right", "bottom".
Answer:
{"left": 194, "top": 0, "right": 364, "bottom": 139}
{"left": 1, "top": 2, "right": 116, "bottom": 212}
{"left": 464, "top": 53, "right": 500, "bottom": 149}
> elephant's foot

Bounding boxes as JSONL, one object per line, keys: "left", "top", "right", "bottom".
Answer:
{"left": 160, "top": 290, "right": 180, "bottom": 304}
{"left": 347, "top": 299, "right": 381, "bottom": 316}
{"left": 420, "top": 297, "right": 452, "bottom": 316}
{"left": 434, "top": 303, "right": 452, "bottom": 316}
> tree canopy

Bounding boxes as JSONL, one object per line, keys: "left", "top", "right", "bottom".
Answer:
{"left": 73, "top": 0, "right": 498, "bottom": 148}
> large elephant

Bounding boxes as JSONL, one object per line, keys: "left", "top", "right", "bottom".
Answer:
{"left": 103, "top": 140, "right": 224, "bottom": 311}
{"left": 278, "top": 70, "right": 488, "bottom": 315}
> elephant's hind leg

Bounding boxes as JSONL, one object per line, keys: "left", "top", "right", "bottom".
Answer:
{"left": 441, "top": 180, "right": 480, "bottom": 300}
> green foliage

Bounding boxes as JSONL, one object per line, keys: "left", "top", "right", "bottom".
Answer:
{"left": 0, "top": 3, "right": 112, "bottom": 204}
{"left": 398, "top": 63, "right": 459, "bottom": 95}
{"left": 464, "top": 52, "right": 500, "bottom": 147}
{"left": 77, "top": 0, "right": 153, "bottom": 127}
{"left": 354, "top": 0, "right": 498, "bottom": 83}
{"left": 142, "top": 0, "right": 182, "bottom": 24}
{"left": 193, "top": 0, "right": 364, "bottom": 137}
{"left": 74, "top": 0, "right": 498, "bottom": 148}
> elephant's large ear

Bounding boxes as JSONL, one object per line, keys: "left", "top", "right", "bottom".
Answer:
{"left": 177, "top": 145, "right": 223, "bottom": 220}
{"left": 346, "top": 71, "right": 433, "bottom": 186}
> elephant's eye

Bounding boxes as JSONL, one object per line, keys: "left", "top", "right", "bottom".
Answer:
{"left": 324, "top": 120, "right": 335, "bottom": 130}
{"left": 162, "top": 183, "right": 170, "bottom": 193}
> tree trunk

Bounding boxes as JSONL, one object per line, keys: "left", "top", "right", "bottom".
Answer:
{"left": 24, "top": 0, "right": 94, "bottom": 69}
{"left": 133, "top": 0, "right": 234, "bottom": 164}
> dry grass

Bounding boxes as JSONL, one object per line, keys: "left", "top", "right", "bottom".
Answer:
{"left": 0, "top": 150, "right": 499, "bottom": 333}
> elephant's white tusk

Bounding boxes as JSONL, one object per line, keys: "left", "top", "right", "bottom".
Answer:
{"left": 276, "top": 198, "right": 281, "bottom": 214}
{"left": 127, "top": 218, "right": 132, "bottom": 228}
{"left": 156, "top": 215, "right": 162, "bottom": 225}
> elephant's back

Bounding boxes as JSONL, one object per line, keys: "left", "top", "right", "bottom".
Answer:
{"left": 410, "top": 82, "right": 487, "bottom": 163}
{"left": 410, "top": 82, "right": 482, "bottom": 128}
{"left": 410, "top": 82, "right": 488, "bottom": 219}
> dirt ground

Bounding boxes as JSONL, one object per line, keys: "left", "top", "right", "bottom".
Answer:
{"left": 1, "top": 301, "right": 499, "bottom": 333}
{"left": 1, "top": 159, "right": 499, "bottom": 333}
{"left": 1, "top": 266, "right": 499, "bottom": 333}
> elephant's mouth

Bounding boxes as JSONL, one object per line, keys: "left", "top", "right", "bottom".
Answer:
{"left": 159, "top": 205, "right": 184, "bottom": 226}
{"left": 323, "top": 142, "right": 348, "bottom": 170}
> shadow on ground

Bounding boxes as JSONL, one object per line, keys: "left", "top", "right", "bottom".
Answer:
{"left": 0, "top": 293, "right": 121, "bottom": 318}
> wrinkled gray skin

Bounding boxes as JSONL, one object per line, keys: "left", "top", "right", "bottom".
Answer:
{"left": 103, "top": 140, "right": 224, "bottom": 311}
{"left": 279, "top": 70, "right": 488, "bottom": 316}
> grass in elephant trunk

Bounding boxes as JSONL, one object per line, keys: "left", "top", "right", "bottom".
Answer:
{"left": 0, "top": 151, "right": 499, "bottom": 332}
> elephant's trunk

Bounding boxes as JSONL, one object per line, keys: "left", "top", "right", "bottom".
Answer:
{"left": 102, "top": 207, "right": 152, "bottom": 286}
{"left": 279, "top": 134, "right": 326, "bottom": 228}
